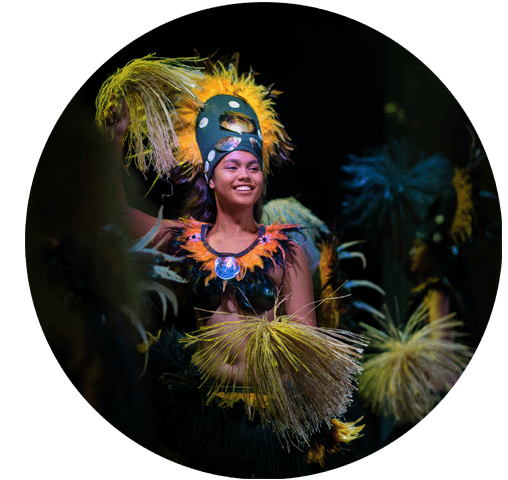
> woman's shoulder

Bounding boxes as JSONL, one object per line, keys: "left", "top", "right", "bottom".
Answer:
{"left": 261, "top": 222, "right": 301, "bottom": 248}
{"left": 262, "top": 222, "right": 305, "bottom": 253}
{"left": 171, "top": 217, "right": 211, "bottom": 239}
{"left": 262, "top": 222, "right": 301, "bottom": 233}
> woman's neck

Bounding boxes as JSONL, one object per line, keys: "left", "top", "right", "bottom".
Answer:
{"left": 212, "top": 206, "right": 259, "bottom": 236}
{"left": 205, "top": 202, "right": 260, "bottom": 256}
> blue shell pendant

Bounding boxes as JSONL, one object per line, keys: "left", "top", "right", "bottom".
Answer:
{"left": 215, "top": 256, "right": 241, "bottom": 280}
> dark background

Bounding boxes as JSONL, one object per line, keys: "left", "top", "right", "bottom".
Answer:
{"left": 71, "top": 2, "right": 500, "bottom": 333}
{"left": 77, "top": 3, "right": 385, "bottom": 222}
{"left": 75, "top": 2, "right": 473, "bottom": 221}
{"left": 32, "top": 2, "right": 501, "bottom": 469}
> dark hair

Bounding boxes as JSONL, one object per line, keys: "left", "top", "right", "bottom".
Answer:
{"left": 181, "top": 172, "right": 265, "bottom": 223}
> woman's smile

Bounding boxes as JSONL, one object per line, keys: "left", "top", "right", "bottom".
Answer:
{"left": 233, "top": 184, "right": 255, "bottom": 193}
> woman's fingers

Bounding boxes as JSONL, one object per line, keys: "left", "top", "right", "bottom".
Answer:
{"left": 104, "top": 96, "right": 129, "bottom": 136}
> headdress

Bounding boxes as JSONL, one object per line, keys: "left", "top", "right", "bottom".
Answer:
{"left": 173, "top": 55, "right": 293, "bottom": 182}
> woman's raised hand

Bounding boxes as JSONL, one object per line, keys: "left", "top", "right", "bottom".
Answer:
{"left": 104, "top": 95, "right": 130, "bottom": 140}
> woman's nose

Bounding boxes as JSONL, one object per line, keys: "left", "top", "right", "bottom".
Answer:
{"left": 238, "top": 167, "right": 251, "bottom": 178}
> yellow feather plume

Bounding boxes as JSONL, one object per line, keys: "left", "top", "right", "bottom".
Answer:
{"left": 316, "top": 240, "right": 342, "bottom": 329}
{"left": 450, "top": 168, "right": 474, "bottom": 244}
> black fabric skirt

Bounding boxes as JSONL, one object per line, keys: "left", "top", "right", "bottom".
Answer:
{"left": 142, "top": 328, "right": 312, "bottom": 478}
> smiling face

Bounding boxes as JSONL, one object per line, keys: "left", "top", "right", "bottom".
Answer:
{"left": 209, "top": 150, "right": 264, "bottom": 210}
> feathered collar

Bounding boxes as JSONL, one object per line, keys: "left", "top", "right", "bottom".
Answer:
{"left": 174, "top": 218, "right": 300, "bottom": 285}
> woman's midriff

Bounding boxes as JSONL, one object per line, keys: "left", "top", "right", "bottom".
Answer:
{"left": 192, "top": 294, "right": 277, "bottom": 385}
{"left": 191, "top": 266, "right": 284, "bottom": 384}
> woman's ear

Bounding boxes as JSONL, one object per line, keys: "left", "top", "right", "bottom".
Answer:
{"left": 209, "top": 177, "right": 215, "bottom": 189}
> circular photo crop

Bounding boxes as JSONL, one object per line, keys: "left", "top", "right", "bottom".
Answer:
{"left": 24, "top": 3, "right": 503, "bottom": 479}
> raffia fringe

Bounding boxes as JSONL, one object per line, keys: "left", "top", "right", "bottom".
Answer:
{"left": 181, "top": 316, "right": 366, "bottom": 446}
{"left": 95, "top": 54, "right": 204, "bottom": 177}
{"left": 359, "top": 302, "right": 473, "bottom": 423}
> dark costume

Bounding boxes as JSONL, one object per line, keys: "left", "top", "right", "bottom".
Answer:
{"left": 143, "top": 329, "right": 312, "bottom": 478}
{"left": 93, "top": 55, "right": 368, "bottom": 477}
{"left": 139, "top": 219, "right": 365, "bottom": 477}
{"left": 175, "top": 219, "right": 299, "bottom": 311}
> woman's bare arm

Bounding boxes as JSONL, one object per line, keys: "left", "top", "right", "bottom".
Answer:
{"left": 104, "top": 97, "right": 180, "bottom": 246}
{"left": 281, "top": 244, "right": 317, "bottom": 327}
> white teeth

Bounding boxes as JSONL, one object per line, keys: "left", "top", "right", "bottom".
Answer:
{"left": 235, "top": 186, "right": 252, "bottom": 191}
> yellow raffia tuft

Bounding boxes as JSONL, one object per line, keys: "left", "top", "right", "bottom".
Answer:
{"left": 306, "top": 442, "right": 326, "bottom": 467}
{"left": 181, "top": 302, "right": 365, "bottom": 447}
{"left": 450, "top": 168, "right": 474, "bottom": 244}
{"left": 358, "top": 302, "right": 473, "bottom": 424}
{"left": 305, "top": 417, "right": 365, "bottom": 468}
{"left": 213, "top": 391, "right": 268, "bottom": 410}
{"left": 95, "top": 54, "right": 204, "bottom": 177}
{"left": 174, "top": 59, "right": 293, "bottom": 181}
{"left": 137, "top": 330, "right": 162, "bottom": 354}
{"left": 329, "top": 418, "right": 365, "bottom": 443}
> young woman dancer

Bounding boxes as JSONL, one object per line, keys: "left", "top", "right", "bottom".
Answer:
{"left": 97, "top": 54, "right": 365, "bottom": 477}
